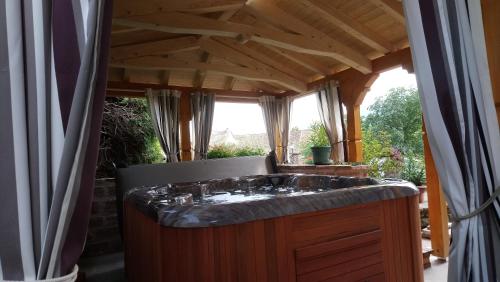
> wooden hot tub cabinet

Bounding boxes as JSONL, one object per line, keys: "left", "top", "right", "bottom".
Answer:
{"left": 124, "top": 196, "right": 423, "bottom": 282}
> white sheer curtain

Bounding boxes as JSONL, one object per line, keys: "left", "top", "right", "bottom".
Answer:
{"left": 146, "top": 89, "right": 181, "bottom": 162}
{"left": 404, "top": 0, "right": 500, "bottom": 281}
{"left": 191, "top": 92, "right": 215, "bottom": 160}
{"left": 316, "top": 81, "right": 345, "bottom": 162}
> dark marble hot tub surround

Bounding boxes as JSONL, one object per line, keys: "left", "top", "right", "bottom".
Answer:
{"left": 125, "top": 174, "right": 418, "bottom": 228}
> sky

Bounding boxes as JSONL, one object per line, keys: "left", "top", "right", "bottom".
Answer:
{"left": 211, "top": 67, "right": 417, "bottom": 135}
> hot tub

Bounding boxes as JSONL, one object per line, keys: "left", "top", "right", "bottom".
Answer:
{"left": 124, "top": 174, "right": 423, "bottom": 282}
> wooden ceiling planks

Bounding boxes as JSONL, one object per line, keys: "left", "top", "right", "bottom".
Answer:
{"left": 108, "top": 0, "right": 410, "bottom": 97}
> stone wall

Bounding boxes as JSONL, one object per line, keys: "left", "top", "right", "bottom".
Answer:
{"left": 82, "top": 178, "right": 122, "bottom": 257}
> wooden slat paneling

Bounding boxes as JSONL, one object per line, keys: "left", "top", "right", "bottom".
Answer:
{"left": 124, "top": 196, "right": 422, "bottom": 282}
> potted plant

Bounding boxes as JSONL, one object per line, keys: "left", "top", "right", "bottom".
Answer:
{"left": 401, "top": 156, "right": 427, "bottom": 203}
{"left": 307, "top": 122, "right": 331, "bottom": 165}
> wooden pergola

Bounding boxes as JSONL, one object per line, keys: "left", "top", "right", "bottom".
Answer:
{"left": 108, "top": 0, "right": 413, "bottom": 161}
{"left": 107, "top": 0, "right": 500, "bottom": 261}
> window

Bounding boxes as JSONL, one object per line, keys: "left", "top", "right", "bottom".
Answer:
{"left": 210, "top": 102, "right": 269, "bottom": 150}
{"left": 289, "top": 94, "right": 322, "bottom": 163}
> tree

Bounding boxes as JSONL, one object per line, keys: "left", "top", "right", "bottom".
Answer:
{"left": 362, "top": 87, "right": 423, "bottom": 156}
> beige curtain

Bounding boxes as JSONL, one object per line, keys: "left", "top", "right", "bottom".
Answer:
{"left": 146, "top": 88, "right": 181, "bottom": 162}
{"left": 191, "top": 91, "right": 215, "bottom": 160}
{"left": 316, "top": 81, "right": 345, "bottom": 162}
{"left": 259, "top": 96, "right": 292, "bottom": 163}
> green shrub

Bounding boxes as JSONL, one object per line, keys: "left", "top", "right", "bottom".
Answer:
{"left": 207, "top": 144, "right": 265, "bottom": 159}
{"left": 97, "top": 97, "right": 164, "bottom": 177}
{"left": 234, "top": 147, "right": 265, "bottom": 157}
{"left": 207, "top": 144, "right": 235, "bottom": 159}
{"left": 401, "top": 156, "right": 426, "bottom": 186}
{"left": 362, "top": 129, "right": 404, "bottom": 178}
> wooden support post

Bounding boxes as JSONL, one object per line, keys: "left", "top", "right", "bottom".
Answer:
{"left": 338, "top": 72, "right": 378, "bottom": 163}
{"left": 346, "top": 104, "right": 363, "bottom": 162}
{"left": 481, "top": 0, "right": 500, "bottom": 124}
{"left": 423, "top": 122, "right": 450, "bottom": 258}
{"left": 179, "top": 92, "right": 192, "bottom": 161}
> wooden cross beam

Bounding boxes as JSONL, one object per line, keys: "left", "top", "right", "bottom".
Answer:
{"left": 113, "top": 11, "right": 372, "bottom": 73}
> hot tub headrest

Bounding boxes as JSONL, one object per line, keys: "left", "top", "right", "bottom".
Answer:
{"left": 116, "top": 155, "right": 275, "bottom": 196}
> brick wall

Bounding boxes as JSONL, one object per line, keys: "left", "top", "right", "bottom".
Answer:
{"left": 82, "top": 178, "right": 122, "bottom": 257}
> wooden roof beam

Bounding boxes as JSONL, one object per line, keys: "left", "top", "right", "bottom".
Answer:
{"left": 110, "top": 36, "right": 200, "bottom": 61}
{"left": 193, "top": 52, "right": 212, "bottom": 88}
{"left": 199, "top": 38, "right": 307, "bottom": 91}
{"left": 308, "top": 47, "right": 412, "bottom": 89}
{"left": 263, "top": 45, "right": 331, "bottom": 75}
{"left": 111, "top": 25, "right": 141, "bottom": 34}
{"left": 296, "top": 0, "right": 394, "bottom": 53}
{"left": 113, "top": 12, "right": 372, "bottom": 73}
{"left": 367, "top": 0, "right": 406, "bottom": 25}
{"left": 224, "top": 77, "right": 236, "bottom": 90}
{"left": 194, "top": 9, "right": 238, "bottom": 88}
{"left": 106, "top": 81, "right": 284, "bottom": 97}
{"left": 242, "top": 2, "right": 372, "bottom": 73}
{"left": 111, "top": 56, "right": 307, "bottom": 92}
{"left": 215, "top": 38, "right": 307, "bottom": 80}
{"left": 114, "top": 0, "right": 246, "bottom": 18}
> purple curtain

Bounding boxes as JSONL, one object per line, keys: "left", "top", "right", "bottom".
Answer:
{"left": 0, "top": 0, "right": 113, "bottom": 279}
{"left": 404, "top": 0, "right": 500, "bottom": 281}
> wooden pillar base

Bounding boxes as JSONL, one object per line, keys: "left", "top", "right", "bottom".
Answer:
{"left": 347, "top": 140, "right": 363, "bottom": 162}
{"left": 345, "top": 104, "right": 363, "bottom": 162}
{"left": 423, "top": 122, "right": 449, "bottom": 258}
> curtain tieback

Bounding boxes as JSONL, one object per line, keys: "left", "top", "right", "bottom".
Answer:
{"left": 332, "top": 140, "right": 347, "bottom": 145}
{"left": 450, "top": 185, "right": 500, "bottom": 222}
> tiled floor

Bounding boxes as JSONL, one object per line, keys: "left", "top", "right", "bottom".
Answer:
{"left": 424, "top": 256, "right": 448, "bottom": 281}
{"left": 422, "top": 239, "right": 448, "bottom": 282}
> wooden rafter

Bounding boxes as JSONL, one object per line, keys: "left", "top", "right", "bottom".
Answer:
{"left": 224, "top": 77, "right": 236, "bottom": 90}
{"left": 199, "top": 38, "right": 307, "bottom": 91}
{"left": 158, "top": 70, "right": 170, "bottom": 84}
{"left": 110, "top": 36, "right": 200, "bottom": 61}
{"left": 243, "top": 2, "right": 373, "bottom": 73}
{"left": 193, "top": 52, "right": 212, "bottom": 88}
{"left": 296, "top": 0, "right": 394, "bottom": 53}
{"left": 106, "top": 81, "right": 283, "bottom": 98}
{"left": 215, "top": 38, "right": 307, "bottom": 80}
{"left": 111, "top": 26, "right": 141, "bottom": 34}
{"left": 114, "top": 0, "right": 246, "bottom": 18}
{"left": 113, "top": 11, "right": 372, "bottom": 73}
{"left": 111, "top": 56, "right": 307, "bottom": 92}
{"left": 249, "top": 81, "right": 281, "bottom": 93}
{"left": 263, "top": 45, "right": 331, "bottom": 75}
{"left": 194, "top": 9, "right": 239, "bottom": 89}
{"left": 308, "top": 47, "right": 412, "bottom": 90}
{"left": 367, "top": 0, "right": 406, "bottom": 24}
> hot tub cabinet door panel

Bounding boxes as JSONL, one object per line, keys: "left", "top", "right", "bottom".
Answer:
{"left": 294, "top": 230, "right": 384, "bottom": 282}
{"left": 124, "top": 196, "right": 423, "bottom": 282}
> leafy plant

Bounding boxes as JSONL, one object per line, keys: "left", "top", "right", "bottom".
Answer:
{"left": 307, "top": 122, "right": 330, "bottom": 147}
{"left": 234, "top": 147, "right": 265, "bottom": 157}
{"left": 207, "top": 144, "right": 265, "bottom": 159}
{"left": 362, "top": 130, "right": 404, "bottom": 178}
{"left": 298, "top": 122, "right": 330, "bottom": 163}
{"left": 401, "top": 156, "right": 426, "bottom": 186}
